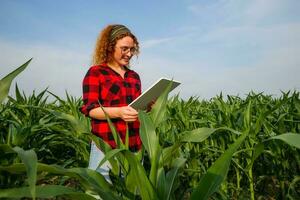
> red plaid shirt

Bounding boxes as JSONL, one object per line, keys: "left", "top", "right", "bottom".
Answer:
{"left": 80, "top": 63, "right": 142, "bottom": 151}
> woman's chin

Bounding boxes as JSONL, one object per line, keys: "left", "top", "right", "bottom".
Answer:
{"left": 122, "top": 61, "right": 130, "bottom": 66}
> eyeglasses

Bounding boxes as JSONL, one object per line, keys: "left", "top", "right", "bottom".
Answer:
{"left": 118, "top": 46, "right": 138, "bottom": 55}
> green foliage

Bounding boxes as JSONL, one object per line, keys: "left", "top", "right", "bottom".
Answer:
{"left": 0, "top": 87, "right": 90, "bottom": 167}
{"left": 0, "top": 60, "right": 95, "bottom": 198}
{"left": 0, "top": 60, "right": 299, "bottom": 199}
{"left": 159, "top": 92, "right": 300, "bottom": 199}
{"left": 0, "top": 144, "right": 121, "bottom": 199}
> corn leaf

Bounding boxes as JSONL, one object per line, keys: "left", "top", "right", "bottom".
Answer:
{"left": 138, "top": 111, "right": 159, "bottom": 160}
{"left": 124, "top": 151, "right": 158, "bottom": 200}
{"left": 13, "top": 146, "right": 37, "bottom": 200}
{"left": 245, "top": 143, "right": 265, "bottom": 171}
{"left": 0, "top": 162, "right": 119, "bottom": 199}
{"left": 0, "top": 58, "right": 32, "bottom": 103}
{"left": 160, "top": 143, "right": 182, "bottom": 167}
{"left": 0, "top": 185, "right": 96, "bottom": 200}
{"left": 267, "top": 133, "right": 300, "bottom": 149}
{"left": 138, "top": 110, "right": 160, "bottom": 186}
{"left": 157, "top": 168, "right": 166, "bottom": 200}
{"left": 179, "top": 128, "right": 216, "bottom": 143}
{"left": 164, "top": 157, "right": 186, "bottom": 200}
{"left": 190, "top": 131, "right": 248, "bottom": 200}
{"left": 48, "top": 109, "right": 90, "bottom": 134}
{"left": 150, "top": 81, "right": 172, "bottom": 127}
{"left": 100, "top": 106, "right": 124, "bottom": 148}
{"left": 98, "top": 148, "right": 124, "bottom": 168}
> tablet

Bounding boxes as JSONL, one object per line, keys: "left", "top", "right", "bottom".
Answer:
{"left": 129, "top": 78, "right": 181, "bottom": 110}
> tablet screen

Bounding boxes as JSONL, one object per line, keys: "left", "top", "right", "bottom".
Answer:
{"left": 129, "top": 78, "right": 181, "bottom": 110}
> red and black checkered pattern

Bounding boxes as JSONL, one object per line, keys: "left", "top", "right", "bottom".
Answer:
{"left": 80, "top": 63, "right": 142, "bottom": 151}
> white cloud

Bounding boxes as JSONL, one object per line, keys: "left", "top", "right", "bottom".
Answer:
{"left": 1, "top": 34, "right": 298, "bottom": 101}
{"left": 187, "top": 0, "right": 228, "bottom": 16}
{"left": 1, "top": 0, "right": 299, "bottom": 101}
{"left": 244, "top": 0, "right": 288, "bottom": 24}
{"left": 213, "top": 46, "right": 300, "bottom": 97}
{"left": 195, "top": 22, "right": 300, "bottom": 49}
{"left": 0, "top": 38, "right": 90, "bottom": 99}
{"left": 186, "top": 0, "right": 298, "bottom": 27}
{"left": 134, "top": 21, "right": 300, "bottom": 100}
{"left": 141, "top": 37, "right": 177, "bottom": 48}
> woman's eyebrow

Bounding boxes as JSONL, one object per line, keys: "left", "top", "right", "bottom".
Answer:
{"left": 119, "top": 45, "right": 135, "bottom": 48}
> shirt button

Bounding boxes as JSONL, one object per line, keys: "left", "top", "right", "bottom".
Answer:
{"left": 124, "top": 82, "right": 130, "bottom": 87}
{"left": 127, "top": 96, "right": 132, "bottom": 102}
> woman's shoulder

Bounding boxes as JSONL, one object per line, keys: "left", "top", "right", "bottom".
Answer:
{"left": 87, "top": 64, "right": 110, "bottom": 75}
{"left": 126, "top": 67, "right": 140, "bottom": 79}
{"left": 83, "top": 65, "right": 99, "bottom": 77}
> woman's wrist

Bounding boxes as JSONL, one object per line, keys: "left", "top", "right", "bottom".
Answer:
{"left": 109, "top": 107, "right": 121, "bottom": 118}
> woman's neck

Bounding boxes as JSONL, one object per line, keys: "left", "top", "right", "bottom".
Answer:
{"left": 107, "top": 62, "right": 124, "bottom": 70}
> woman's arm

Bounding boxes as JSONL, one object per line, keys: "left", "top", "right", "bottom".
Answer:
{"left": 89, "top": 106, "right": 138, "bottom": 122}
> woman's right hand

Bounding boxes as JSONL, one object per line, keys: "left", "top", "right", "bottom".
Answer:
{"left": 118, "top": 106, "right": 138, "bottom": 122}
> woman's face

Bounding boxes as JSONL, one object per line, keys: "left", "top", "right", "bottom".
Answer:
{"left": 112, "top": 36, "right": 136, "bottom": 67}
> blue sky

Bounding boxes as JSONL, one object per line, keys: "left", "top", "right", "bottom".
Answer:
{"left": 1, "top": 0, "right": 299, "bottom": 99}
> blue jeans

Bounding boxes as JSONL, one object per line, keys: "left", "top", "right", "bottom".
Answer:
{"left": 88, "top": 141, "right": 111, "bottom": 183}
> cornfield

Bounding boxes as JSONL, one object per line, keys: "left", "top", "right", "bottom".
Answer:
{"left": 0, "top": 60, "right": 299, "bottom": 199}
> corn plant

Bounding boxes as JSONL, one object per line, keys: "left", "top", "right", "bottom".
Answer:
{"left": 0, "top": 60, "right": 245, "bottom": 199}
{"left": 0, "top": 60, "right": 119, "bottom": 199}
{"left": 0, "top": 60, "right": 299, "bottom": 200}
{"left": 159, "top": 92, "right": 300, "bottom": 199}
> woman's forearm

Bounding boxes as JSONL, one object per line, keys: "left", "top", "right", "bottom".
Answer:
{"left": 89, "top": 107, "right": 120, "bottom": 120}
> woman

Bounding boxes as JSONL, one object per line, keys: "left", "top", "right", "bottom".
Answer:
{"left": 80, "top": 24, "right": 142, "bottom": 181}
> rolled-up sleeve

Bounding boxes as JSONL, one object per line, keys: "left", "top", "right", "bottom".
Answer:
{"left": 80, "top": 66, "right": 101, "bottom": 116}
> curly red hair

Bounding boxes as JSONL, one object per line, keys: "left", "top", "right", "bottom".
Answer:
{"left": 92, "top": 24, "right": 140, "bottom": 65}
